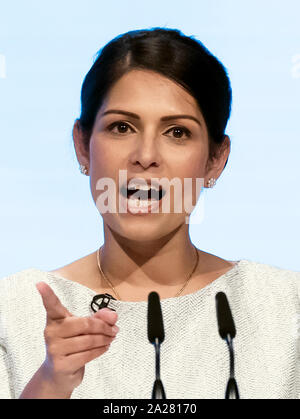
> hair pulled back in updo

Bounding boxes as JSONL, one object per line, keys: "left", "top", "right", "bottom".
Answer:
{"left": 78, "top": 27, "right": 232, "bottom": 167}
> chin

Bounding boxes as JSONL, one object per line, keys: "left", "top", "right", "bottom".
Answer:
{"left": 103, "top": 213, "right": 185, "bottom": 243}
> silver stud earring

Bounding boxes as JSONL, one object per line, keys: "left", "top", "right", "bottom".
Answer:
{"left": 207, "top": 177, "right": 216, "bottom": 188}
{"left": 79, "top": 164, "right": 88, "bottom": 175}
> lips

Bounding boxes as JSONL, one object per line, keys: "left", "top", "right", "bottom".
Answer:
{"left": 120, "top": 178, "right": 166, "bottom": 201}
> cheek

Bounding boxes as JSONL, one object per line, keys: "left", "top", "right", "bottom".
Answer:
{"left": 89, "top": 136, "right": 121, "bottom": 175}
{"left": 176, "top": 154, "right": 207, "bottom": 180}
{"left": 173, "top": 154, "right": 207, "bottom": 207}
{"left": 173, "top": 141, "right": 208, "bottom": 175}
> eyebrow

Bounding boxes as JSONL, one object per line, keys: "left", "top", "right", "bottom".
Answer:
{"left": 100, "top": 109, "right": 202, "bottom": 127}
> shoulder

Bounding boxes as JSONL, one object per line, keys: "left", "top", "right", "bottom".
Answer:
{"left": 0, "top": 267, "right": 81, "bottom": 307}
{"left": 239, "top": 259, "right": 300, "bottom": 280}
{"left": 0, "top": 268, "right": 51, "bottom": 343}
{"left": 0, "top": 268, "right": 48, "bottom": 296}
{"left": 0, "top": 267, "right": 79, "bottom": 319}
{"left": 0, "top": 268, "right": 94, "bottom": 327}
{"left": 0, "top": 268, "right": 50, "bottom": 315}
{"left": 235, "top": 259, "right": 300, "bottom": 299}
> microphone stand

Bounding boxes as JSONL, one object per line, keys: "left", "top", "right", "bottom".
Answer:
{"left": 224, "top": 333, "right": 239, "bottom": 399}
{"left": 152, "top": 337, "right": 166, "bottom": 399}
{"left": 147, "top": 291, "right": 166, "bottom": 399}
{"left": 215, "top": 292, "right": 240, "bottom": 399}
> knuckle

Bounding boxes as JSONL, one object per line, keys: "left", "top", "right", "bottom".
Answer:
{"left": 44, "top": 327, "right": 53, "bottom": 342}
{"left": 97, "top": 319, "right": 111, "bottom": 334}
{"left": 82, "top": 317, "right": 92, "bottom": 333}
{"left": 85, "top": 335, "right": 96, "bottom": 348}
{"left": 88, "top": 347, "right": 107, "bottom": 362}
{"left": 101, "top": 322, "right": 110, "bottom": 334}
{"left": 108, "top": 323, "right": 118, "bottom": 335}
{"left": 47, "top": 341, "right": 58, "bottom": 356}
{"left": 102, "top": 345, "right": 110, "bottom": 353}
{"left": 106, "top": 325, "right": 117, "bottom": 337}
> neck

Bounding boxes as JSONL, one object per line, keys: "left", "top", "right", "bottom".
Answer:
{"left": 99, "top": 225, "right": 199, "bottom": 291}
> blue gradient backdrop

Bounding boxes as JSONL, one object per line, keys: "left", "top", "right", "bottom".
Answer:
{"left": 0, "top": 0, "right": 299, "bottom": 277}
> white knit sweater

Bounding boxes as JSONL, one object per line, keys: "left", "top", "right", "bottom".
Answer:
{"left": 1, "top": 259, "right": 300, "bottom": 399}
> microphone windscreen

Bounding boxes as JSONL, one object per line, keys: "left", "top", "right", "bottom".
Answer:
{"left": 215, "top": 292, "right": 236, "bottom": 339}
{"left": 147, "top": 291, "right": 165, "bottom": 344}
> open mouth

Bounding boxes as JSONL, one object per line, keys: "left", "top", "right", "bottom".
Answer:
{"left": 119, "top": 182, "right": 166, "bottom": 215}
{"left": 120, "top": 185, "right": 166, "bottom": 201}
{"left": 120, "top": 181, "right": 166, "bottom": 201}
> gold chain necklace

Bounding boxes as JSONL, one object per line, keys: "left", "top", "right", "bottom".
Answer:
{"left": 96, "top": 245, "right": 199, "bottom": 301}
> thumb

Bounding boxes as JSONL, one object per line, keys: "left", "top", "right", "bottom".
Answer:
{"left": 36, "top": 281, "right": 73, "bottom": 321}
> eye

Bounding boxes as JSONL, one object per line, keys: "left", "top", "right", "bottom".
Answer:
{"left": 165, "top": 126, "right": 191, "bottom": 141}
{"left": 106, "top": 121, "right": 191, "bottom": 141}
{"left": 106, "top": 121, "right": 135, "bottom": 135}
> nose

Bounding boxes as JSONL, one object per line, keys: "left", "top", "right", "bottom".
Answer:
{"left": 128, "top": 134, "right": 161, "bottom": 170}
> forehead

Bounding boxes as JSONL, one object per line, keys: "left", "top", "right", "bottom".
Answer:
{"left": 99, "top": 69, "right": 203, "bottom": 119}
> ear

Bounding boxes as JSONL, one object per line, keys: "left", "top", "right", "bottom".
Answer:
{"left": 73, "top": 119, "right": 90, "bottom": 170}
{"left": 205, "top": 135, "right": 231, "bottom": 186}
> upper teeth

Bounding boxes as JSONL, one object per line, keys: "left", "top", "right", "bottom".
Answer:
{"left": 128, "top": 183, "right": 159, "bottom": 192}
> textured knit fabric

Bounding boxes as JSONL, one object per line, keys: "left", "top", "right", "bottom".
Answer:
{"left": 1, "top": 259, "right": 300, "bottom": 399}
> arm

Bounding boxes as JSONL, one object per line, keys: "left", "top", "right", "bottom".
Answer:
{"left": 19, "top": 363, "right": 73, "bottom": 399}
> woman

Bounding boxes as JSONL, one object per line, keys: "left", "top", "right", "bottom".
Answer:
{"left": 1, "top": 27, "right": 300, "bottom": 399}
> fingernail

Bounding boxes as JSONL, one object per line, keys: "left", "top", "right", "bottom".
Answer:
{"left": 112, "top": 325, "right": 119, "bottom": 334}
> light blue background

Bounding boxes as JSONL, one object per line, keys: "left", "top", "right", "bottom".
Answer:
{"left": 0, "top": 0, "right": 299, "bottom": 277}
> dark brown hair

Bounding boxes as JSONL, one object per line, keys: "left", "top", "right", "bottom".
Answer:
{"left": 78, "top": 27, "right": 232, "bottom": 167}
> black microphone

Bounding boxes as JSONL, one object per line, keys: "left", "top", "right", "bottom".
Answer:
{"left": 215, "top": 291, "right": 236, "bottom": 339}
{"left": 147, "top": 291, "right": 166, "bottom": 399}
{"left": 215, "top": 292, "right": 240, "bottom": 399}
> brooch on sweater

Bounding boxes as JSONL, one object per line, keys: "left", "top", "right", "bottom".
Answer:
{"left": 90, "top": 293, "right": 117, "bottom": 313}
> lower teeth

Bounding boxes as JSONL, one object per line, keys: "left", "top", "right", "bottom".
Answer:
{"left": 126, "top": 197, "right": 161, "bottom": 213}
{"left": 128, "top": 198, "right": 156, "bottom": 207}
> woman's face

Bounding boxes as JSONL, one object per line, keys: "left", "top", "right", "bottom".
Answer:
{"left": 75, "top": 69, "right": 228, "bottom": 243}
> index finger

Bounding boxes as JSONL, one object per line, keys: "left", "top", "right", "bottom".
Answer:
{"left": 36, "top": 281, "right": 73, "bottom": 321}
